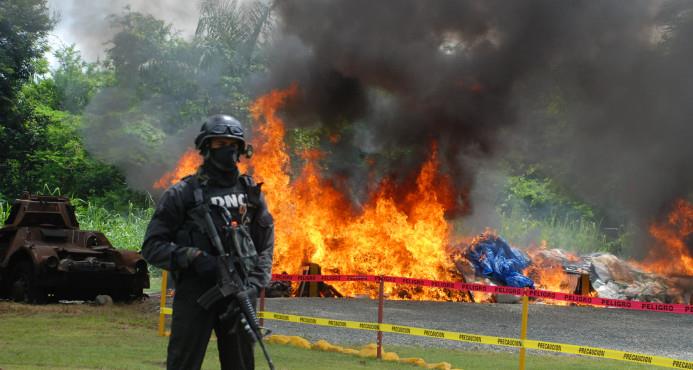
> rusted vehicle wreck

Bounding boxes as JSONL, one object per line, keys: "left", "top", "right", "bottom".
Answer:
{"left": 0, "top": 194, "right": 149, "bottom": 303}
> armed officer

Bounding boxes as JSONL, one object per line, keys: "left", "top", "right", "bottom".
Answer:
{"left": 142, "top": 114, "right": 274, "bottom": 370}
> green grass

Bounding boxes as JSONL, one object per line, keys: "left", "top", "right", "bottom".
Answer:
{"left": 0, "top": 302, "right": 661, "bottom": 370}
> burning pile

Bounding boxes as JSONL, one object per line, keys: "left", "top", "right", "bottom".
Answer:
{"left": 155, "top": 87, "right": 693, "bottom": 304}
{"left": 157, "top": 87, "right": 463, "bottom": 300}
{"left": 248, "top": 87, "right": 463, "bottom": 300}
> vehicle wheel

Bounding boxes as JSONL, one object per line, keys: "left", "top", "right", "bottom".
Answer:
{"left": 10, "top": 261, "right": 46, "bottom": 304}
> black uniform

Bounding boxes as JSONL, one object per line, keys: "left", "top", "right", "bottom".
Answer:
{"left": 142, "top": 165, "right": 274, "bottom": 370}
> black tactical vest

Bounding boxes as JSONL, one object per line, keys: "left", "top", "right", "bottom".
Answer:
{"left": 175, "top": 175, "right": 261, "bottom": 277}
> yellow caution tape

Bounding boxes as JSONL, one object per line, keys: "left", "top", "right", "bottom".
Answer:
{"left": 524, "top": 340, "right": 693, "bottom": 369}
{"left": 259, "top": 311, "right": 693, "bottom": 369}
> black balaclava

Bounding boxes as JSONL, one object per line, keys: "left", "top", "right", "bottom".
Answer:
{"left": 202, "top": 145, "right": 240, "bottom": 186}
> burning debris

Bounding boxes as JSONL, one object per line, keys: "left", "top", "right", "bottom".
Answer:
{"left": 458, "top": 230, "right": 691, "bottom": 305}
{"left": 585, "top": 253, "right": 690, "bottom": 304}
{"left": 153, "top": 86, "right": 693, "bottom": 305}
{"left": 463, "top": 234, "right": 533, "bottom": 288}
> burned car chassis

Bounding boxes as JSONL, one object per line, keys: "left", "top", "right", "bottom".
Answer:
{"left": 0, "top": 194, "right": 149, "bottom": 303}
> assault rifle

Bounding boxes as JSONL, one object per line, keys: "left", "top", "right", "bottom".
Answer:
{"left": 194, "top": 205, "right": 275, "bottom": 370}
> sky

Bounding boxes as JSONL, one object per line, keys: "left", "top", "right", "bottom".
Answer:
{"left": 46, "top": 0, "right": 200, "bottom": 63}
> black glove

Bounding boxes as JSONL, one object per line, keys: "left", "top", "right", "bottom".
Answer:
{"left": 192, "top": 252, "right": 218, "bottom": 280}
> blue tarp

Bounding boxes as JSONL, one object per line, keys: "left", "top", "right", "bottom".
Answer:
{"left": 465, "top": 234, "right": 534, "bottom": 288}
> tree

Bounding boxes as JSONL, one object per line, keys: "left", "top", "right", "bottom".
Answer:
{"left": 52, "top": 45, "right": 114, "bottom": 113}
{"left": 195, "top": 0, "right": 274, "bottom": 118}
{"left": 0, "top": 0, "right": 54, "bottom": 198}
{"left": 0, "top": 0, "right": 53, "bottom": 125}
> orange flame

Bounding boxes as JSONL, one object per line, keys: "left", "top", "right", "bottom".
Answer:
{"left": 641, "top": 199, "right": 693, "bottom": 276}
{"left": 526, "top": 242, "right": 578, "bottom": 303}
{"left": 153, "top": 85, "right": 596, "bottom": 301}
{"left": 154, "top": 148, "right": 202, "bottom": 189}
{"left": 247, "top": 85, "right": 461, "bottom": 300}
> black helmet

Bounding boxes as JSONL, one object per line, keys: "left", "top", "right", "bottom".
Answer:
{"left": 195, "top": 114, "right": 247, "bottom": 151}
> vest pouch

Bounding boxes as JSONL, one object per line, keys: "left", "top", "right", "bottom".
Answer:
{"left": 234, "top": 225, "right": 258, "bottom": 274}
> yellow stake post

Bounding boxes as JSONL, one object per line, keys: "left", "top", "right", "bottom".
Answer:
{"left": 519, "top": 291, "right": 529, "bottom": 370}
{"left": 158, "top": 270, "right": 169, "bottom": 337}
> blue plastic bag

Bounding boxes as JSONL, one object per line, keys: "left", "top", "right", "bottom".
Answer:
{"left": 465, "top": 234, "right": 534, "bottom": 288}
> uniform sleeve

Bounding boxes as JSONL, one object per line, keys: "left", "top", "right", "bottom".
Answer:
{"left": 141, "top": 186, "right": 194, "bottom": 271}
{"left": 248, "top": 192, "right": 275, "bottom": 290}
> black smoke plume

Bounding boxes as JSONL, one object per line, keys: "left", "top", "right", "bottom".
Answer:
{"left": 262, "top": 0, "right": 693, "bottom": 253}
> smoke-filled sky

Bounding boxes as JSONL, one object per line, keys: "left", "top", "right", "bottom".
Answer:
{"left": 51, "top": 0, "right": 693, "bottom": 253}
{"left": 260, "top": 1, "right": 693, "bottom": 248}
{"left": 47, "top": 0, "right": 199, "bottom": 62}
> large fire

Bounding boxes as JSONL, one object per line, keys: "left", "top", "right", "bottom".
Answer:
{"left": 641, "top": 199, "right": 693, "bottom": 276}
{"left": 248, "top": 86, "right": 461, "bottom": 300}
{"left": 156, "top": 87, "right": 693, "bottom": 302}
{"left": 155, "top": 86, "right": 463, "bottom": 299}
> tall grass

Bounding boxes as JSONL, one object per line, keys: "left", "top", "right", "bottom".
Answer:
{"left": 0, "top": 201, "right": 10, "bottom": 225}
{"left": 72, "top": 200, "right": 154, "bottom": 251}
{"left": 496, "top": 207, "right": 617, "bottom": 255}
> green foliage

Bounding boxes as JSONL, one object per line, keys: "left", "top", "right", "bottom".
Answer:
{"left": 486, "top": 171, "right": 625, "bottom": 254}
{"left": 100, "top": 3, "right": 270, "bottom": 126}
{"left": 290, "top": 127, "right": 322, "bottom": 152}
{"left": 52, "top": 45, "right": 114, "bottom": 113}
{"left": 3, "top": 85, "right": 136, "bottom": 203}
{"left": 0, "top": 0, "right": 54, "bottom": 122}
{"left": 502, "top": 169, "right": 595, "bottom": 222}
{"left": 0, "top": 200, "right": 10, "bottom": 225}
{"left": 0, "top": 0, "right": 56, "bottom": 199}
{"left": 0, "top": 12, "right": 126, "bottom": 202}
{"left": 496, "top": 206, "right": 614, "bottom": 254}
{"left": 76, "top": 4, "right": 273, "bottom": 185}
{"left": 1, "top": 1, "right": 274, "bottom": 206}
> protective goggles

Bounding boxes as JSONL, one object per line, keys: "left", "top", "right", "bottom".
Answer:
{"left": 209, "top": 123, "right": 244, "bottom": 137}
